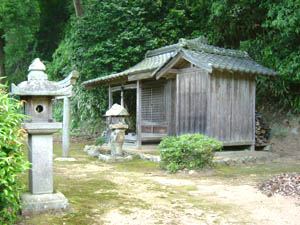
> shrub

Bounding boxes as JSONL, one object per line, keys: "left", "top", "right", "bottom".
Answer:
{"left": 95, "top": 136, "right": 106, "bottom": 146}
{"left": 159, "top": 134, "right": 223, "bottom": 173}
{"left": 0, "top": 83, "right": 29, "bottom": 224}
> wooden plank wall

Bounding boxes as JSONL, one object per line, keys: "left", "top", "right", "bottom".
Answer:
{"left": 166, "top": 79, "right": 176, "bottom": 136}
{"left": 176, "top": 69, "right": 255, "bottom": 144}
{"left": 176, "top": 69, "right": 209, "bottom": 135}
{"left": 208, "top": 71, "right": 255, "bottom": 143}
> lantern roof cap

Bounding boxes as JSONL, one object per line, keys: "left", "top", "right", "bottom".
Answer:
{"left": 105, "top": 104, "right": 129, "bottom": 117}
{"left": 11, "top": 58, "right": 72, "bottom": 96}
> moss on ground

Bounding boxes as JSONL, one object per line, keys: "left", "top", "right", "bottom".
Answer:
{"left": 215, "top": 160, "right": 300, "bottom": 182}
{"left": 17, "top": 140, "right": 300, "bottom": 225}
{"left": 113, "top": 158, "right": 160, "bottom": 173}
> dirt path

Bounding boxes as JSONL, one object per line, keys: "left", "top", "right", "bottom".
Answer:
{"left": 53, "top": 158, "right": 300, "bottom": 225}
{"left": 101, "top": 171, "right": 300, "bottom": 225}
{"left": 20, "top": 142, "right": 300, "bottom": 225}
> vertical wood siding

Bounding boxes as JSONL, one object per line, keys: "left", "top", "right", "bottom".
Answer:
{"left": 208, "top": 71, "right": 255, "bottom": 143}
{"left": 166, "top": 79, "right": 177, "bottom": 136}
{"left": 176, "top": 69, "right": 255, "bottom": 144}
{"left": 177, "top": 69, "right": 209, "bottom": 135}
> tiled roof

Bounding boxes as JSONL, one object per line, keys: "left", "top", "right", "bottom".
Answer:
{"left": 82, "top": 37, "right": 276, "bottom": 87}
{"left": 82, "top": 51, "right": 176, "bottom": 87}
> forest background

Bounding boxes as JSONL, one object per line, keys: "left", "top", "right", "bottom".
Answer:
{"left": 0, "top": 0, "right": 299, "bottom": 134}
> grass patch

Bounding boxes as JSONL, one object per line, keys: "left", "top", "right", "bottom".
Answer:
{"left": 19, "top": 142, "right": 151, "bottom": 225}
{"left": 113, "top": 158, "right": 160, "bottom": 173}
{"left": 18, "top": 139, "right": 300, "bottom": 225}
{"left": 215, "top": 160, "right": 300, "bottom": 182}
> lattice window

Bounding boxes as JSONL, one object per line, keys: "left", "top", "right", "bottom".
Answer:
{"left": 141, "top": 86, "right": 166, "bottom": 122}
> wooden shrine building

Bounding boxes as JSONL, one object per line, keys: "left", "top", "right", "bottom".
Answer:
{"left": 82, "top": 37, "right": 276, "bottom": 149}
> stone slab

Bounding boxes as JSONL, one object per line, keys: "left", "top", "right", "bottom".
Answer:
{"left": 21, "top": 191, "right": 68, "bottom": 215}
{"left": 29, "top": 134, "right": 53, "bottom": 194}
{"left": 23, "top": 122, "right": 62, "bottom": 134}
{"left": 98, "top": 154, "right": 133, "bottom": 163}
{"left": 54, "top": 157, "right": 77, "bottom": 162}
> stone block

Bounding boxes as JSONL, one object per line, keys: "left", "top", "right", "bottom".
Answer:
{"left": 98, "top": 154, "right": 116, "bottom": 163}
{"left": 21, "top": 191, "right": 68, "bottom": 215}
{"left": 87, "top": 149, "right": 100, "bottom": 158}
{"left": 28, "top": 134, "right": 53, "bottom": 194}
{"left": 98, "top": 154, "right": 133, "bottom": 163}
{"left": 54, "top": 157, "right": 77, "bottom": 162}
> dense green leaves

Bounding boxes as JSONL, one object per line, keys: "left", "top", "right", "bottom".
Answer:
{"left": 48, "top": 0, "right": 211, "bottom": 124}
{"left": 0, "top": 0, "right": 40, "bottom": 83}
{"left": 0, "top": 83, "right": 29, "bottom": 224}
{"left": 48, "top": 0, "right": 300, "bottom": 124}
{"left": 2, "top": 0, "right": 300, "bottom": 126}
{"left": 159, "top": 134, "right": 223, "bottom": 173}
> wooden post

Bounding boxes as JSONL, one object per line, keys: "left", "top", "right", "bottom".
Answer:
{"left": 108, "top": 85, "right": 112, "bottom": 109}
{"left": 120, "top": 87, "right": 124, "bottom": 107}
{"left": 251, "top": 79, "right": 256, "bottom": 151}
{"left": 176, "top": 74, "right": 180, "bottom": 136}
{"left": 136, "top": 81, "right": 142, "bottom": 149}
{"left": 62, "top": 96, "right": 71, "bottom": 157}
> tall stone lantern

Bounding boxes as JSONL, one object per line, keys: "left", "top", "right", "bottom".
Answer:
{"left": 11, "top": 58, "right": 71, "bottom": 214}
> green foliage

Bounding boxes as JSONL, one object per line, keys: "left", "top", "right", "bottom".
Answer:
{"left": 49, "top": 0, "right": 300, "bottom": 123}
{"left": 238, "top": 0, "right": 300, "bottom": 111}
{"left": 35, "top": 0, "right": 71, "bottom": 61}
{"left": 0, "top": 84, "right": 29, "bottom": 224}
{"left": 159, "top": 134, "right": 223, "bottom": 173}
{"left": 52, "top": 100, "right": 63, "bottom": 122}
{"left": 48, "top": 0, "right": 211, "bottom": 123}
{"left": 0, "top": 0, "right": 40, "bottom": 84}
{"left": 45, "top": 0, "right": 300, "bottom": 124}
{"left": 95, "top": 136, "right": 106, "bottom": 146}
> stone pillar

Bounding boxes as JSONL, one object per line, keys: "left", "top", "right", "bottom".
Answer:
{"left": 29, "top": 134, "right": 53, "bottom": 194}
{"left": 62, "top": 96, "right": 70, "bottom": 157}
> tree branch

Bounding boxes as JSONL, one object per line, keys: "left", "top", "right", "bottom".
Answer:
{"left": 73, "top": 0, "right": 84, "bottom": 17}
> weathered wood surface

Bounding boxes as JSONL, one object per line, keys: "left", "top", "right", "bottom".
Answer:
{"left": 120, "top": 87, "right": 124, "bottom": 107}
{"left": 128, "top": 72, "right": 152, "bottom": 81}
{"left": 108, "top": 85, "right": 112, "bottom": 109}
{"left": 140, "top": 80, "right": 168, "bottom": 136}
{"left": 166, "top": 79, "right": 176, "bottom": 136}
{"left": 176, "top": 68, "right": 255, "bottom": 145}
{"left": 136, "top": 80, "right": 142, "bottom": 148}
{"left": 176, "top": 69, "right": 208, "bottom": 135}
{"left": 110, "top": 83, "right": 137, "bottom": 92}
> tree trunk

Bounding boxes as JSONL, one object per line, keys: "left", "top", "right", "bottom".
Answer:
{"left": 0, "top": 30, "right": 5, "bottom": 84}
{"left": 73, "top": 0, "right": 84, "bottom": 17}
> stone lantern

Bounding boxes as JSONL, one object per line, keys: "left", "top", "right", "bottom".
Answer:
{"left": 98, "top": 104, "right": 129, "bottom": 162}
{"left": 11, "top": 58, "right": 71, "bottom": 214}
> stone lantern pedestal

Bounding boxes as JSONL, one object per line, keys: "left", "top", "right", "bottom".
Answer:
{"left": 11, "top": 58, "right": 71, "bottom": 214}
{"left": 109, "top": 122, "right": 128, "bottom": 156}
{"left": 98, "top": 104, "right": 132, "bottom": 163}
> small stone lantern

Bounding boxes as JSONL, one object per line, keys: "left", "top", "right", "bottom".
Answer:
{"left": 11, "top": 58, "right": 71, "bottom": 214}
{"left": 105, "top": 104, "right": 129, "bottom": 157}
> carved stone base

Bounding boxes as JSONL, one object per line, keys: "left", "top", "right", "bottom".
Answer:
{"left": 21, "top": 191, "right": 68, "bottom": 215}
